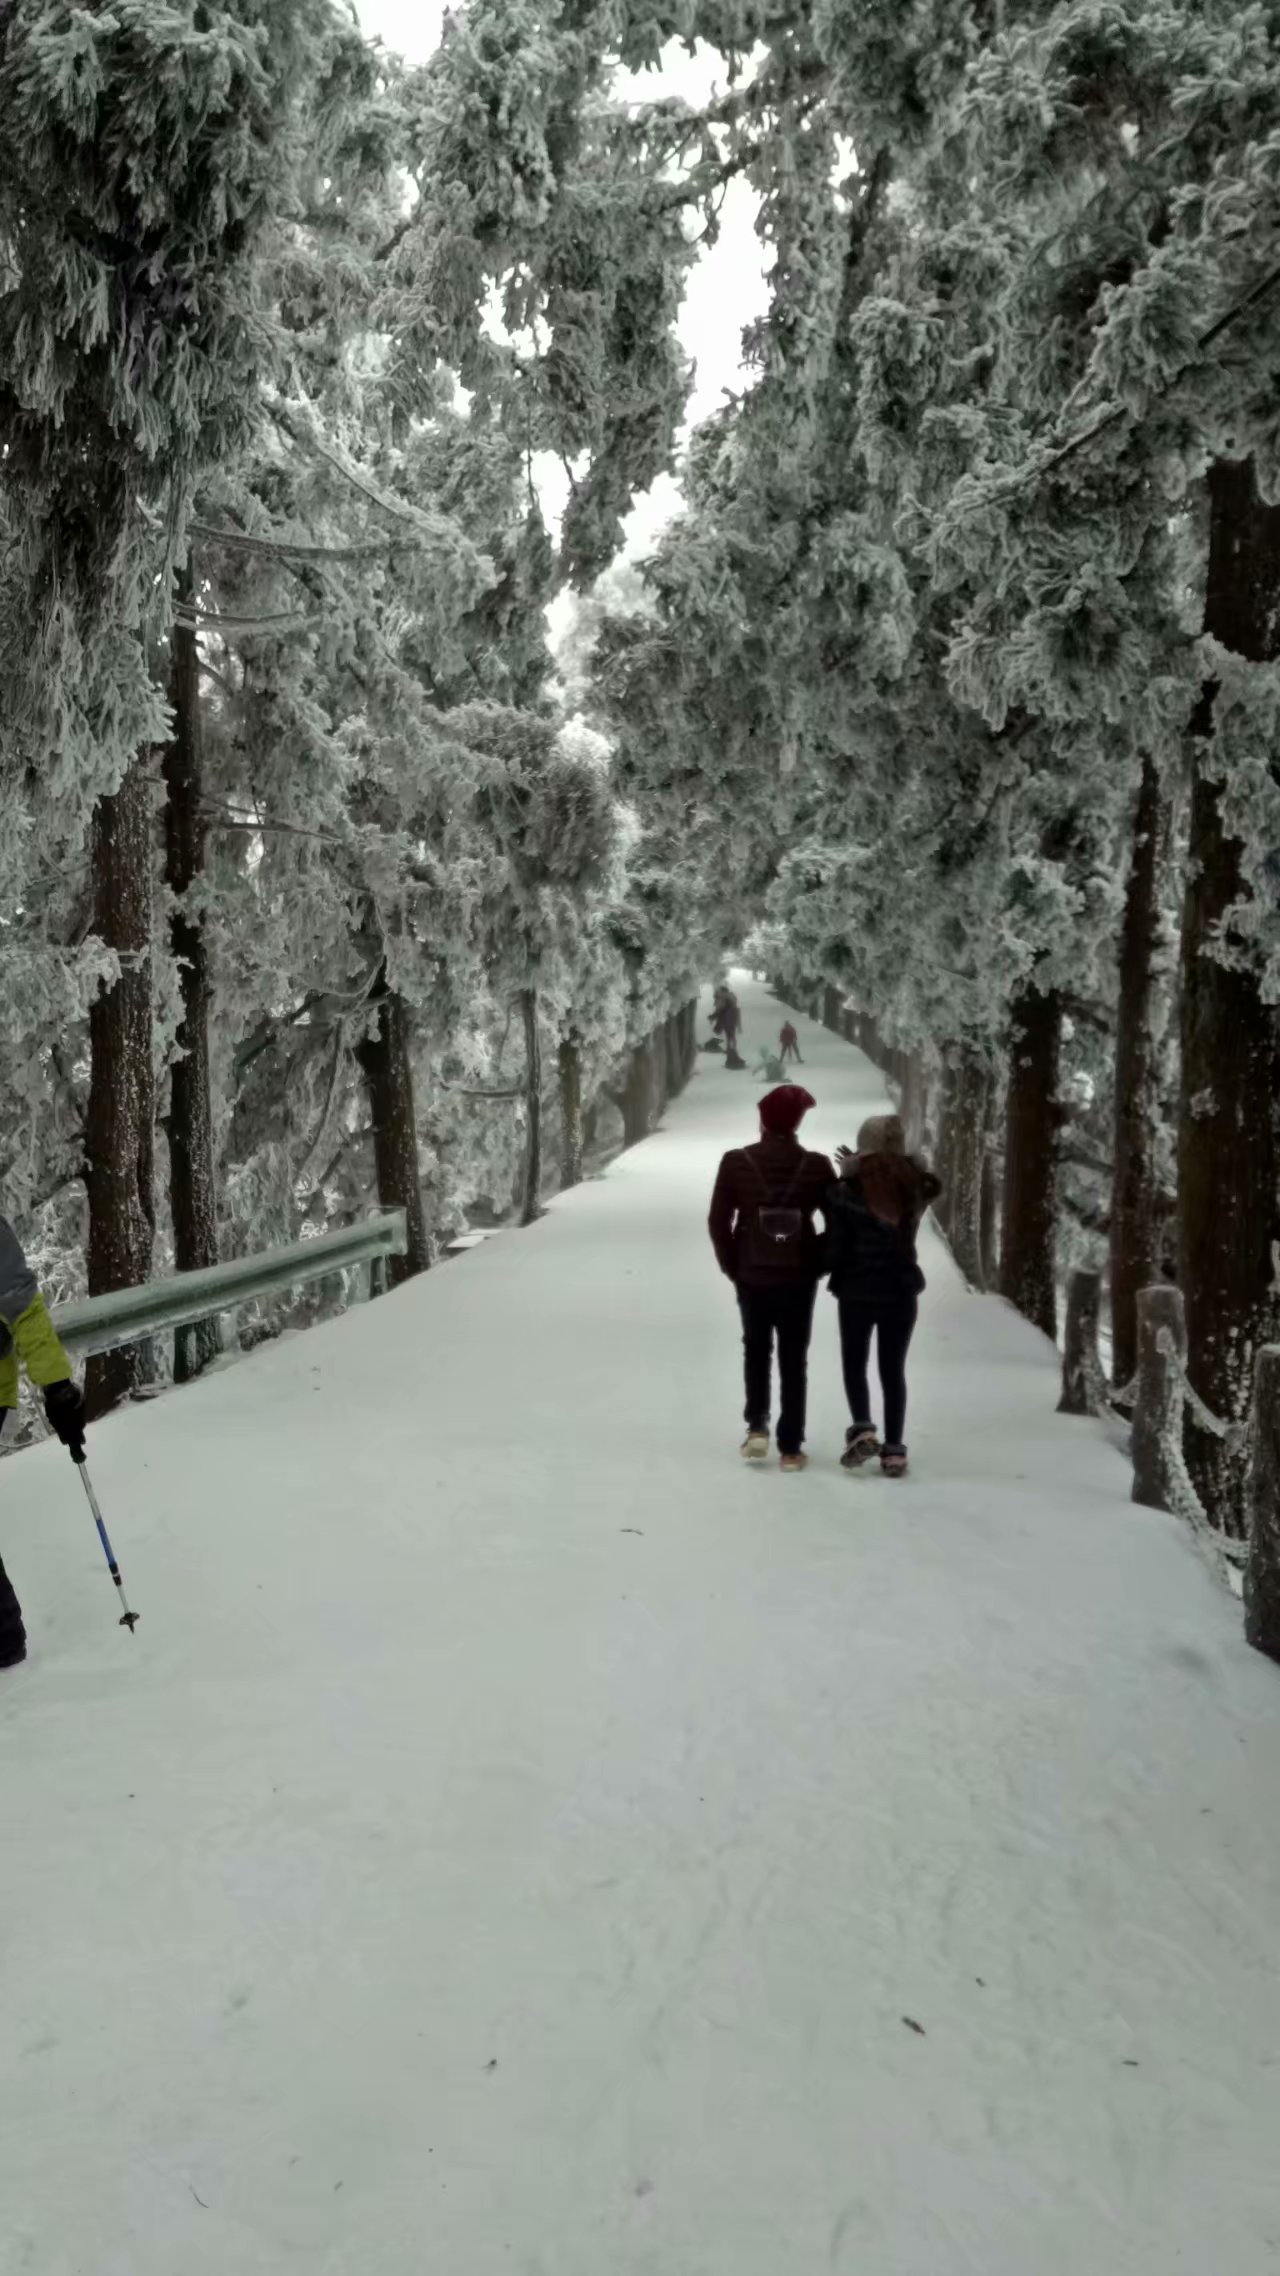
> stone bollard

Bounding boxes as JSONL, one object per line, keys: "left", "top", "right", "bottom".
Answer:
{"left": 1131, "top": 1283, "right": 1186, "bottom": 1512}
{"left": 1244, "top": 1346, "right": 1280, "bottom": 1665}
{"left": 1058, "top": 1269, "right": 1102, "bottom": 1416}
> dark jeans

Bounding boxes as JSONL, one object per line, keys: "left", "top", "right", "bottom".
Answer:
{"left": 838, "top": 1297, "right": 918, "bottom": 1448}
{"left": 738, "top": 1281, "right": 818, "bottom": 1455}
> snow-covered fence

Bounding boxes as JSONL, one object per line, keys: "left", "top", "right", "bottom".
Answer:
{"left": 1244, "top": 1348, "right": 1280, "bottom": 1664}
{"left": 53, "top": 1212, "right": 408, "bottom": 1363}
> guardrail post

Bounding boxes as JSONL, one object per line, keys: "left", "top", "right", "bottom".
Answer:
{"left": 1131, "top": 1283, "right": 1185, "bottom": 1512}
{"left": 1244, "top": 1345, "right": 1280, "bottom": 1664}
{"left": 1058, "top": 1268, "right": 1102, "bottom": 1416}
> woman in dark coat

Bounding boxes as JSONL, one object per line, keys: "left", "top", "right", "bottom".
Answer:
{"left": 824, "top": 1115, "right": 941, "bottom": 1477}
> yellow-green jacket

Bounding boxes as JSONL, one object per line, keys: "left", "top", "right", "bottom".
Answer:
{"left": 0, "top": 1217, "right": 73, "bottom": 1409}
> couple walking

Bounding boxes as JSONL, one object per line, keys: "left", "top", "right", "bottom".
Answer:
{"left": 708, "top": 1084, "right": 941, "bottom": 1475}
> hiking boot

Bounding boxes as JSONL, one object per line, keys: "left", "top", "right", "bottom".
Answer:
{"left": 880, "top": 1445, "right": 909, "bottom": 1478}
{"left": 779, "top": 1452, "right": 809, "bottom": 1473}
{"left": 841, "top": 1427, "right": 880, "bottom": 1471}
{"left": 742, "top": 1430, "right": 770, "bottom": 1462}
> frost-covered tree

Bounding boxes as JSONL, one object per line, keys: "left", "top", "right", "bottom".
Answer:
{"left": 0, "top": 0, "right": 348, "bottom": 1404}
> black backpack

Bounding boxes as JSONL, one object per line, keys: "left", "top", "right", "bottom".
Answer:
{"left": 739, "top": 1151, "right": 806, "bottom": 1272}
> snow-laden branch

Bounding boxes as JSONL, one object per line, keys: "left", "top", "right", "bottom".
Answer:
{"left": 186, "top": 521, "right": 421, "bottom": 565}
{"left": 963, "top": 256, "right": 1280, "bottom": 514}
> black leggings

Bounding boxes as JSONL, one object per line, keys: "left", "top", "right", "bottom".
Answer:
{"left": 838, "top": 1297, "right": 918, "bottom": 1449}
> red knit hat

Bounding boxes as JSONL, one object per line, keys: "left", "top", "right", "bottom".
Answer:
{"left": 759, "top": 1084, "right": 816, "bottom": 1134}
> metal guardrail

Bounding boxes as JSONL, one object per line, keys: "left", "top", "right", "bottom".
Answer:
{"left": 53, "top": 1212, "right": 409, "bottom": 1360}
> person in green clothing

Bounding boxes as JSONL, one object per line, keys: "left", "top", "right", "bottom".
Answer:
{"left": 0, "top": 1216, "right": 86, "bottom": 1667}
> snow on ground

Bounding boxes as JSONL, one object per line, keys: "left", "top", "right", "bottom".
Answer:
{"left": 3, "top": 978, "right": 1280, "bottom": 2276}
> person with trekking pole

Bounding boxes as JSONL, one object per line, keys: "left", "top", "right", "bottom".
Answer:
{"left": 708, "top": 1085, "right": 834, "bottom": 1471}
{"left": 0, "top": 1216, "right": 87, "bottom": 1668}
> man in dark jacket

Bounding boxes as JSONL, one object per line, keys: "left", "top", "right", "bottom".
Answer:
{"left": 708, "top": 1085, "right": 834, "bottom": 1470}
{"left": 0, "top": 1216, "right": 88, "bottom": 1667}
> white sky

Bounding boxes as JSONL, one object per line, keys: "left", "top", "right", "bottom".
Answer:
{"left": 355, "top": 0, "right": 767, "bottom": 564}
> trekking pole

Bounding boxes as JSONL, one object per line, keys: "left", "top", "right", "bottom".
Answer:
{"left": 72, "top": 1453, "right": 140, "bottom": 1633}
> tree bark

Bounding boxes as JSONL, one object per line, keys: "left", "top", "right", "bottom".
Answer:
{"left": 558, "top": 1034, "right": 584, "bottom": 1190}
{"left": 899, "top": 1054, "right": 929, "bottom": 1155}
{"left": 651, "top": 1020, "right": 670, "bottom": 1119}
{"left": 1244, "top": 1347, "right": 1280, "bottom": 1665}
{"left": 1058, "top": 1269, "right": 1102, "bottom": 1415}
{"left": 621, "top": 1040, "right": 654, "bottom": 1147}
{"left": 1178, "top": 459, "right": 1280, "bottom": 1533}
{"left": 980, "top": 1143, "right": 999, "bottom": 1292}
{"left": 518, "top": 987, "right": 543, "bottom": 1225}
{"left": 933, "top": 1062, "right": 960, "bottom": 1240}
{"left": 354, "top": 976, "right": 429, "bottom": 1285}
{"left": 1109, "top": 751, "right": 1164, "bottom": 1393}
{"left": 946, "top": 1051, "right": 991, "bottom": 1288}
{"left": 823, "top": 985, "right": 842, "bottom": 1035}
{"left": 1000, "top": 987, "right": 1061, "bottom": 1340}
{"left": 681, "top": 999, "right": 698, "bottom": 1083}
{"left": 85, "top": 755, "right": 156, "bottom": 1418}
{"left": 1131, "top": 1284, "right": 1186, "bottom": 1514}
{"left": 163, "top": 567, "right": 220, "bottom": 1381}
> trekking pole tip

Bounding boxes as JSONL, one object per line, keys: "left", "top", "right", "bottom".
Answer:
{"left": 120, "top": 1611, "right": 140, "bottom": 1633}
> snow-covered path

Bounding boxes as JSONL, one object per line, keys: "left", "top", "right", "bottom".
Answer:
{"left": 4, "top": 979, "right": 1280, "bottom": 2276}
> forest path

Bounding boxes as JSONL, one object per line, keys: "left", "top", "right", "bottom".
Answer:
{"left": 2, "top": 978, "right": 1280, "bottom": 2275}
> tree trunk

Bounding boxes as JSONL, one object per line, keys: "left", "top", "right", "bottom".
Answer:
{"left": 84, "top": 756, "right": 156, "bottom": 1418}
{"left": 663, "top": 1012, "right": 682, "bottom": 1099}
{"left": 1178, "top": 458, "right": 1280, "bottom": 1533}
{"left": 354, "top": 977, "right": 429, "bottom": 1285}
{"left": 933, "top": 1060, "right": 960, "bottom": 1239}
{"left": 163, "top": 568, "right": 220, "bottom": 1382}
{"left": 980, "top": 1142, "right": 999, "bottom": 1292}
{"left": 1109, "top": 751, "right": 1164, "bottom": 1393}
{"left": 621, "top": 1040, "right": 654, "bottom": 1147}
{"left": 651, "top": 1021, "right": 670, "bottom": 1119}
{"left": 1000, "top": 986, "right": 1061, "bottom": 1340}
{"left": 1244, "top": 1346, "right": 1280, "bottom": 1665}
{"left": 1058, "top": 1269, "right": 1102, "bottom": 1415}
{"left": 681, "top": 999, "right": 698, "bottom": 1083}
{"left": 823, "top": 985, "right": 842, "bottom": 1035}
{"left": 517, "top": 988, "right": 543, "bottom": 1226}
{"left": 899, "top": 1054, "right": 929, "bottom": 1155}
{"left": 1131, "top": 1284, "right": 1186, "bottom": 1514}
{"left": 946, "top": 1051, "right": 991, "bottom": 1288}
{"left": 558, "top": 1034, "right": 584, "bottom": 1190}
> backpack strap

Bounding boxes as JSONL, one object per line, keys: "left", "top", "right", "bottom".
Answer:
{"left": 738, "top": 1149, "right": 803, "bottom": 1209}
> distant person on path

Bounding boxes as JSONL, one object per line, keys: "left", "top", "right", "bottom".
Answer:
{"left": 824, "top": 1115, "right": 941, "bottom": 1478}
{"left": 779, "top": 1020, "right": 803, "bottom": 1065}
{"left": 708, "top": 1085, "right": 835, "bottom": 1472}
{"left": 711, "top": 985, "right": 741, "bottom": 1047}
{"left": 0, "top": 1217, "right": 87, "bottom": 1668}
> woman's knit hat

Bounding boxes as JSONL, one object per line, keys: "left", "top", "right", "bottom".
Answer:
{"left": 856, "top": 1113, "right": 905, "bottom": 1155}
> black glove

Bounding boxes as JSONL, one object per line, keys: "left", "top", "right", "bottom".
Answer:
{"left": 44, "top": 1379, "right": 87, "bottom": 1462}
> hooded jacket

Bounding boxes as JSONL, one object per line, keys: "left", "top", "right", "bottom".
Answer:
{"left": 0, "top": 1218, "right": 73, "bottom": 1409}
